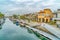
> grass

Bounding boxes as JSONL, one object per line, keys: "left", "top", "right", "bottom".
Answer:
{"left": 47, "top": 21, "right": 56, "bottom": 25}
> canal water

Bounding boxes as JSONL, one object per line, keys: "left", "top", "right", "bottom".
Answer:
{"left": 0, "top": 18, "right": 40, "bottom": 40}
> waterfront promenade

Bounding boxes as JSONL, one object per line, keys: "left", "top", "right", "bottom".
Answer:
{"left": 40, "top": 23, "right": 60, "bottom": 38}
{"left": 26, "top": 25, "right": 59, "bottom": 40}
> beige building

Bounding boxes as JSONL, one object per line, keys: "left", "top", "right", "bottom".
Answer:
{"left": 37, "top": 9, "right": 53, "bottom": 23}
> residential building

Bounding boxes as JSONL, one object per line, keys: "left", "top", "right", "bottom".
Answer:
{"left": 37, "top": 9, "right": 53, "bottom": 23}
{"left": 57, "top": 9, "right": 60, "bottom": 18}
{"left": 52, "top": 9, "right": 60, "bottom": 27}
{"left": 53, "top": 13, "right": 57, "bottom": 18}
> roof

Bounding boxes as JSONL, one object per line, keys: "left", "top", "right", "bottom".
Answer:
{"left": 39, "top": 10, "right": 45, "bottom": 13}
{"left": 44, "top": 9, "right": 52, "bottom": 12}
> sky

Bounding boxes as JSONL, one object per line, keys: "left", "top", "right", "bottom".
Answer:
{"left": 0, "top": 0, "right": 60, "bottom": 16}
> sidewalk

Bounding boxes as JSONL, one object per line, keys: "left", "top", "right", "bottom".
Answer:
{"left": 26, "top": 25, "right": 59, "bottom": 40}
{"left": 40, "top": 23, "right": 60, "bottom": 38}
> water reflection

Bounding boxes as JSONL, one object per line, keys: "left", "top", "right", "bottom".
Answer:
{"left": 0, "top": 18, "right": 40, "bottom": 40}
{"left": 12, "top": 21, "right": 33, "bottom": 34}
{"left": 27, "top": 28, "right": 33, "bottom": 34}
{"left": 57, "top": 24, "right": 60, "bottom": 28}
{"left": 0, "top": 18, "right": 5, "bottom": 29}
{"left": 12, "top": 20, "right": 19, "bottom": 26}
{"left": 12, "top": 20, "right": 33, "bottom": 33}
{"left": 11, "top": 20, "right": 49, "bottom": 40}
{"left": 0, "top": 25, "right": 2, "bottom": 29}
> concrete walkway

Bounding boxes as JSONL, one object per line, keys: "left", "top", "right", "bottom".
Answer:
{"left": 40, "top": 23, "right": 60, "bottom": 39}
{"left": 26, "top": 25, "right": 59, "bottom": 40}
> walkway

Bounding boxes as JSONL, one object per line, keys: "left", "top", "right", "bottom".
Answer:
{"left": 40, "top": 23, "right": 60, "bottom": 39}
{"left": 26, "top": 25, "right": 59, "bottom": 40}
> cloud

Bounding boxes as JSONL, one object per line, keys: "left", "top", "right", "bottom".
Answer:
{"left": 11, "top": 0, "right": 31, "bottom": 3}
{"left": 9, "top": 7, "right": 22, "bottom": 11}
{"left": 11, "top": 0, "right": 42, "bottom": 2}
{"left": 0, "top": 0, "right": 60, "bottom": 15}
{"left": 41, "top": 0, "right": 55, "bottom": 6}
{"left": 5, "top": 0, "right": 57, "bottom": 14}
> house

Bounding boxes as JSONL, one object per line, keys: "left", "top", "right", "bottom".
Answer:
{"left": 53, "top": 13, "right": 57, "bottom": 18}
{"left": 24, "top": 13, "right": 38, "bottom": 21}
{"left": 37, "top": 9, "right": 53, "bottom": 23}
{"left": 53, "top": 9, "right": 60, "bottom": 26}
{"left": 57, "top": 9, "right": 60, "bottom": 18}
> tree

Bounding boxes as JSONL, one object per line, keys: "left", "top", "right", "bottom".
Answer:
{"left": 20, "top": 15, "right": 26, "bottom": 19}
{"left": 13, "top": 14, "right": 18, "bottom": 19}
{"left": 0, "top": 12, "right": 4, "bottom": 19}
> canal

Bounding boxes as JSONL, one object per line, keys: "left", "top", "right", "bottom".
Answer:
{"left": 0, "top": 18, "right": 41, "bottom": 40}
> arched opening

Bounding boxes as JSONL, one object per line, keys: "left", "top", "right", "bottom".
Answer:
{"left": 42, "top": 18, "right": 44, "bottom": 22}
{"left": 46, "top": 19, "right": 48, "bottom": 22}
